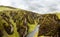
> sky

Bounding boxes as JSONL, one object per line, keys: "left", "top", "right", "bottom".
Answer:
{"left": 0, "top": 0, "right": 60, "bottom": 14}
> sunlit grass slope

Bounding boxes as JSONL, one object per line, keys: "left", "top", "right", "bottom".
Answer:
{"left": 0, "top": 6, "right": 20, "bottom": 37}
{"left": 0, "top": 6, "right": 60, "bottom": 37}
{"left": 0, "top": 6, "right": 38, "bottom": 37}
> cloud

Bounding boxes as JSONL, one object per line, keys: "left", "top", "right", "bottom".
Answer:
{"left": 0, "top": 0, "right": 12, "bottom": 6}
{"left": 0, "top": 0, "right": 60, "bottom": 14}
